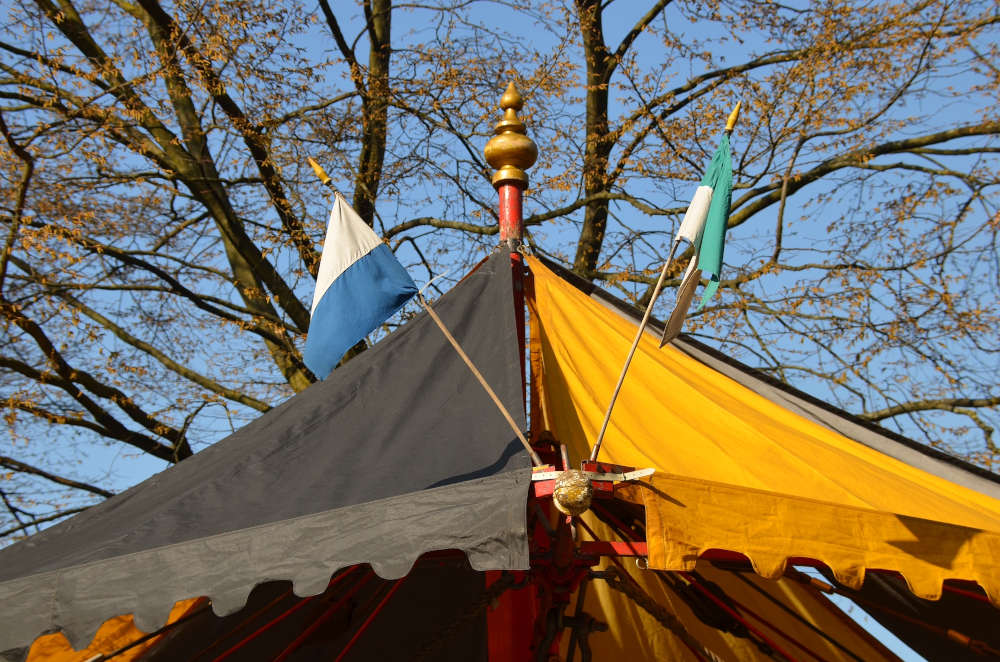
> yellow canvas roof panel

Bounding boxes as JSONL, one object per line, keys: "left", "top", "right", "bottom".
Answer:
{"left": 527, "top": 255, "right": 1000, "bottom": 604}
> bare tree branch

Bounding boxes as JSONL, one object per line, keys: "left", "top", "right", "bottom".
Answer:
{"left": 0, "top": 455, "right": 113, "bottom": 498}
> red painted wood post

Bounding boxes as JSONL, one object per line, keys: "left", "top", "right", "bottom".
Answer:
{"left": 483, "top": 81, "right": 538, "bottom": 662}
{"left": 484, "top": 82, "right": 537, "bottom": 401}
{"left": 499, "top": 181, "right": 527, "bottom": 390}
{"left": 497, "top": 182, "right": 525, "bottom": 243}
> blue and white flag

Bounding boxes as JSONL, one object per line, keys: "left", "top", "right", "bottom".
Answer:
{"left": 304, "top": 193, "right": 417, "bottom": 378}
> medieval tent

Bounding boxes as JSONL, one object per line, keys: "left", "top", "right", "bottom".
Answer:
{"left": 3, "top": 83, "right": 1000, "bottom": 661}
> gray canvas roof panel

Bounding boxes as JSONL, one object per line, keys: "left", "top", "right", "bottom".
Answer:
{"left": 0, "top": 252, "right": 531, "bottom": 654}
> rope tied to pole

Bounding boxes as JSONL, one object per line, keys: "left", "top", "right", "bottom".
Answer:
{"left": 417, "top": 292, "right": 542, "bottom": 466}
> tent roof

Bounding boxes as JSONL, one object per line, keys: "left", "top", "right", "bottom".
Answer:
{"left": 527, "top": 255, "right": 1000, "bottom": 605}
{"left": 533, "top": 254, "right": 1000, "bottom": 498}
{"left": 0, "top": 252, "right": 531, "bottom": 657}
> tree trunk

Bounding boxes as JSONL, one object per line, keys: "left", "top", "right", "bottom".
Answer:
{"left": 573, "top": 0, "right": 613, "bottom": 277}
{"left": 353, "top": 0, "right": 392, "bottom": 227}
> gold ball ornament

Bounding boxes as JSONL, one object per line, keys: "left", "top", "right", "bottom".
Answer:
{"left": 553, "top": 470, "right": 594, "bottom": 517}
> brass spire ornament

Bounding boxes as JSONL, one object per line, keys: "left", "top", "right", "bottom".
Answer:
{"left": 725, "top": 100, "right": 742, "bottom": 134}
{"left": 483, "top": 82, "right": 538, "bottom": 188}
{"left": 306, "top": 156, "right": 332, "bottom": 187}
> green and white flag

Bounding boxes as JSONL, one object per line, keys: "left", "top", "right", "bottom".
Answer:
{"left": 660, "top": 133, "right": 733, "bottom": 345}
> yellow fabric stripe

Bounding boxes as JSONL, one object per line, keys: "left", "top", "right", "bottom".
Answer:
{"left": 527, "top": 255, "right": 1000, "bottom": 603}
{"left": 622, "top": 475, "right": 1000, "bottom": 604}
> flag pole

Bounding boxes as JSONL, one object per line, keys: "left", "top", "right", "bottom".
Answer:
{"left": 725, "top": 100, "right": 742, "bottom": 134}
{"left": 417, "top": 292, "right": 543, "bottom": 467}
{"left": 589, "top": 101, "right": 741, "bottom": 463}
{"left": 588, "top": 240, "right": 680, "bottom": 462}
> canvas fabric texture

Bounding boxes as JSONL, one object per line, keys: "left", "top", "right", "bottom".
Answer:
{"left": 622, "top": 475, "right": 1000, "bottom": 601}
{"left": 823, "top": 571, "right": 1000, "bottom": 659}
{"left": 526, "top": 255, "right": 1000, "bottom": 606}
{"left": 0, "top": 252, "right": 531, "bottom": 656}
{"left": 551, "top": 254, "right": 1000, "bottom": 499}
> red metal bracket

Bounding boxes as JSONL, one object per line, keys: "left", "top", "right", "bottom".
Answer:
{"left": 578, "top": 541, "right": 648, "bottom": 558}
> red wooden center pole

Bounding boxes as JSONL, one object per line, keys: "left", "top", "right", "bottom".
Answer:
{"left": 484, "top": 81, "right": 538, "bottom": 662}
{"left": 484, "top": 80, "right": 536, "bottom": 406}
{"left": 498, "top": 182, "right": 525, "bottom": 243}
{"left": 497, "top": 181, "right": 527, "bottom": 391}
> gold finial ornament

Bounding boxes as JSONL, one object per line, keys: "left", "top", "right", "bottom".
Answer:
{"left": 725, "top": 101, "right": 742, "bottom": 133}
{"left": 484, "top": 82, "right": 538, "bottom": 187}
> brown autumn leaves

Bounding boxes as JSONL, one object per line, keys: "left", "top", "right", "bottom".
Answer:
{"left": 0, "top": 0, "right": 997, "bottom": 538}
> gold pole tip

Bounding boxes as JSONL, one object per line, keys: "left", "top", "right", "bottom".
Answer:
{"left": 500, "top": 81, "right": 524, "bottom": 111}
{"left": 725, "top": 101, "right": 742, "bottom": 133}
{"left": 306, "top": 157, "right": 331, "bottom": 186}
